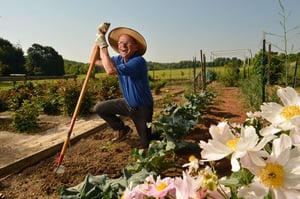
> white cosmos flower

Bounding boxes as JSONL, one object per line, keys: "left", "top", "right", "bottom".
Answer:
{"left": 173, "top": 171, "right": 204, "bottom": 199}
{"left": 238, "top": 134, "right": 300, "bottom": 199}
{"left": 182, "top": 155, "right": 202, "bottom": 175}
{"left": 259, "top": 87, "right": 300, "bottom": 134}
{"left": 200, "top": 122, "right": 275, "bottom": 172}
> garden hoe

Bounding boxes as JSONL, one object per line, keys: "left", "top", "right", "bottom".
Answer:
{"left": 54, "top": 45, "right": 99, "bottom": 174}
{"left": 54, "top": 23, "right": 110, "bottom": 173}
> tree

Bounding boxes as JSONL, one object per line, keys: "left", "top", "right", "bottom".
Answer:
{"left": 26, "top": 43, "right": 65, "bottom": 76}
{"left": 0, "top": 38, "right": 26, "bottom": 75}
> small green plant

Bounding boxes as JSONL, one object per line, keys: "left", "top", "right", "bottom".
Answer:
{"left": 184, "top": 90, "right": 215, "bottom": 113}
{"left": 11, "top": 100, "right": 39, "bottom": 132}
{"left": 206, "top": 69, "right": 217, "bottom": 83}
{"left": 126, "top": 139, "right": 178, "bottom": 175}
{"left": 150, "top": 79, "right": 167, "bottom": 95}
{"left": 151, "top": 102, "right": 200, "bottom": 142}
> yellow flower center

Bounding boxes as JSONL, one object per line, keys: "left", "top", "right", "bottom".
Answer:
{"left": 156, "top": 182, "right": 167, "bottom": 191}
{"left": 226, "top": 138, "right": 240, "bottom": 151}
{"left": 258, "top": 162, "right": 284, "bottom": 188}
{"left": 280, "top": 105, "right": 300, "bottom": 120}
{"left": 189, "top": 155, "right": 197, "bottom": 162}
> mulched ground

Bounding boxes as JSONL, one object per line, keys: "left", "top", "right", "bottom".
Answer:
{"left": 0, "top": 82, "right": 248, "bottom": 199}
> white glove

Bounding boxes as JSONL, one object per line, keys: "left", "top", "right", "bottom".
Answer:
{"left": 95, "top": 22, "right": 110, "bottom": 48}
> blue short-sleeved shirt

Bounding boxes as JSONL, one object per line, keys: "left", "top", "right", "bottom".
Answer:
{"left": 111, "top": 54, "right": 153, "bottom": 107}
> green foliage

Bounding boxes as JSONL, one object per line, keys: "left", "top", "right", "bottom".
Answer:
{"left": 0, "top": 37, "right": 26, "bottom": 75}
{"left": 149, "top": 78, "right": 167, "bottom": 95}
{"left": 11, "top": 100, "right": 39, "bottom": 132}
{"left": 64, "top": 59, "right": 89, "bottom": 75}
{"left": 252, "top": 51, "right": 284, "bottom": 85}
{"left": 26, "top": 43, "right": 64, "bottom": 76}
{"left": 150, "top": 91, "right": 214, "bottom": 150}
{"left": 206, "top": 69, "right": 217, "bottom": 82}
{"left": 37, "top": 83, "right": 62, "bottom": 115}
{"left": 0, "top": 77, "right": 122, "bottom": 132}
{"left": 147, "top": 57, "right": 243, "bottom": 70}
{"left": 268, "top": 56, "right": 284, "bottom": 85}
{"left": 59, "top": 80, "right": 97, "bottom": 116}
{"left": 97, "top": 76, "right": 121, "bottom": 101}
{"left": 240, "top": 75, "right": 262, "bottom": 110}
{"left": 0, "top": 90, "right": 9, "bottom": 111}
{"left": 60, "top": 169, "right": 154, "bottom": 199}
{"left": 218, "top": 62, "right": 241, "bottom": 87}
{"left": 183, "top": 90, "right": 215, "bottom": 114}
{"left": 151, "top": 102, "right": 200, "bottom": 142}
{"left": 241, "top": 75, "right": 280, "bottom": 110}
{"left": 8, "top": 82, "right": 37, "bottom": 110}
{"left": 126, "top": 140, "right": 178, "bottom": 174}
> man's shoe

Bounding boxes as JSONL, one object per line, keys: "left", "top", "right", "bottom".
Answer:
{"left": 111, "top": 126, "right": 132, "bottom": 142}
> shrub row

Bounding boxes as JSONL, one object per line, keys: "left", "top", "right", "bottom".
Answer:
{"left": 0, "top": 76, "right": 121, "bottom": 132}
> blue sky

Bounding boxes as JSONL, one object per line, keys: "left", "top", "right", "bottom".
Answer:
{"left": 1, "top": 0, "right": 300, "bottom": 63}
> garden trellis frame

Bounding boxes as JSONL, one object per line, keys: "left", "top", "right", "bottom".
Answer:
{"left": 210, "top": 48, "right": 253, "bottom": 79}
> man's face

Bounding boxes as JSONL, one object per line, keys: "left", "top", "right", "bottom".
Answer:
{"left": 117, "top": 34, "right": 138, "bottom": 61}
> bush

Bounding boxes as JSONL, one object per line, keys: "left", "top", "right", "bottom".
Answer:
{"left": 218, "top": 62, "right": 241, "bottom": 87}
{"left": 0, "top": 90, "right": 9, "bottom": 112}
{"left": 38, "top": 84, "right": 62, "bottom": 115}
{"left": 8, "top": 82, "right": 37, "bottom": 110}
{"left": 206, "top": 69, "right": 217, "bottom": 83}
{"left": 11, "top": 100, "right": 39, "bottom": 132}
{"left": 40, "top": 94, "right": 62, "bottom": 115}
{"left": 59, "top": 80, "right": 97, "bottom": 116}
{"left": 97, "top": 76, "right": 121, "bottom": 101}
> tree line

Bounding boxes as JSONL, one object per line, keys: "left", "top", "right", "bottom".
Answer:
{"left": 1, "top": 37, "right": 299, "bottom": 77}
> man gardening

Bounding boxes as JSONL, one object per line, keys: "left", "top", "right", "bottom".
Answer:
{"left": 94, "top": 23, "right": 154, "bottom": 148}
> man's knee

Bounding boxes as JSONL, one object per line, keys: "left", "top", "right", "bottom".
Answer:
{"left": 94, "top": 102, "right": 107, "bottom": 116}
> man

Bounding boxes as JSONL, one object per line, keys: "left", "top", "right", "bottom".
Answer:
{"left": 94, "top": 23, "right": 154, "bottom": 148}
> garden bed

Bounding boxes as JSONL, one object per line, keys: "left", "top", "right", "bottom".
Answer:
{"left": 0, "top": 82, "right": 248, "bottom": 199}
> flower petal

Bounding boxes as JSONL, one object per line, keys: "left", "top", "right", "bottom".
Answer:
{"left": 200, "top": 140, "right": 232, "bottom": 161}
{"left": 277, "top": 87, "right": 300, "bottom": 106}
{"left": 272, "top": 134, "right": 291, "bottom": 165}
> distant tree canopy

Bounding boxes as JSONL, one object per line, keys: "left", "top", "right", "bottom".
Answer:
{"left": 210, "top": 57, "right": 243, "bottom": 67}
{"left": 26, "top": 43, "right": 65, "bottom": 76}
{"left": 0, "top": 38, "right": 26, "bottom": 75}
{"left": 0, "top": 37, "right": 67, "bottom": 76}
{"left": 147, "top": 57, "right": 243, "bottom": 71}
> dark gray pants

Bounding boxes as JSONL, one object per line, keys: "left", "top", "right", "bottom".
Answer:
{"left": 94, "top": 98, "right": 153, "bottom": 148}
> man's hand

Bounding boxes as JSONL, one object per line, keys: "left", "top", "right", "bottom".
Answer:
{"left": 98, "top": 22, "right": 110, "bottom": 34}
{"left": 95, "top": 22, "right": 110, "bottom": 48}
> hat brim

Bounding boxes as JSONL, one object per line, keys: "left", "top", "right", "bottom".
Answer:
{"left": 108, "top": 27, "right": 147, "bottom": 56}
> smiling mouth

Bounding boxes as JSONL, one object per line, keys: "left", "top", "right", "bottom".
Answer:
{"left": 120, "top": 49, "right": 128, "bottom": 53}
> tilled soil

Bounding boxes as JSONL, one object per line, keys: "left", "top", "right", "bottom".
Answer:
{"left": 0, "top": 82, "right": 248, "bottom": 199}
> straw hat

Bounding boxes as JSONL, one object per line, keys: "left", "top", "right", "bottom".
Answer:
{"left": 108, "top": 27, "right": 147, "bottom": 56}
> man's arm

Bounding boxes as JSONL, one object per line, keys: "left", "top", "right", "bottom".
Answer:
{"left": 94, "top": 22, "right": 117, "bottom": 75}
{"left": 99, "top": 46, "right": 117, "bottom": 75}
{"left": 93, "top": 44, "right": 117, "bottom": 75}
